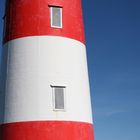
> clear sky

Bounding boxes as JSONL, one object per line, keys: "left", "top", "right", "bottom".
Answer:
{"left": 0, "top": 0, "right": 140, "bottom": 140}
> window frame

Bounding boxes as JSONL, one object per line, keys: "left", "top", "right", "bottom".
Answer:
{"left": 50, "top": 6, "right": 63, "bottom": 28}
{"left": 51, "top": 85, "right": 66, "bottom": 111}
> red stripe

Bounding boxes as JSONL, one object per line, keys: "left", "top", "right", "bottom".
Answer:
{"left": 4, "top": 0, "right": 85, "bottom": 44}
{"left": 0, "top": 121, "right": 94, "bottom": 140}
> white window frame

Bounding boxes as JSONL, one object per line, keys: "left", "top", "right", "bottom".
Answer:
{"left": 51, "top": 85, "right": 66, "bottom": 111}
{"left": 50, "top": 6, "right": 63, "bottom": 28}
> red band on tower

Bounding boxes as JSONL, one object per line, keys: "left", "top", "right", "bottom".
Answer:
{"left": 4, "top": 0, "right": 85, "bottom": 44}
{"left": 0, "top": 121, "right": 94, "bottom": 140}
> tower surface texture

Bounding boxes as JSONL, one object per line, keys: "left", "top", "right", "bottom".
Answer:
{"left": 0, "top": 0, "right": 95, "bottom": 140}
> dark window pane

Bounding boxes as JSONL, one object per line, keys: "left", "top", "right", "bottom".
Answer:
{"left": 54, "top": 87, "right": 64, "bottom": 109}
{"left": 51, "top": 7, "right": 62, "bottom": 28}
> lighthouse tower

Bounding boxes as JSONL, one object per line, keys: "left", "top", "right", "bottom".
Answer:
{"left": 0, "top": 0, "right": 94, "bottom": 140}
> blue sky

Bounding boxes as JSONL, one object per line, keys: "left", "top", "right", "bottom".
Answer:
{"left": 0, "top": 0, "right": 140, "bottom": 140}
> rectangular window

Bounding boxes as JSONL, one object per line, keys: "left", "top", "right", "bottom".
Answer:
{"left": 51, "top": 86, "right": 66, "bottom": 111}
{"left": 50, "top": 6, "right": 62, "bottom": 28}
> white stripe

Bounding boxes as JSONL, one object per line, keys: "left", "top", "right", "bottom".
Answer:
{"left": 4, "top": 36, "right": 93, "bottom": 124}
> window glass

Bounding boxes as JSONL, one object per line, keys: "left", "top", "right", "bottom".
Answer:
{"left": 54, "top": 87, "right": 64, "bottom": 109}
{"left": 50, "top": 7, "right": 62, "bottom": 28}
{"left": 51, "top": 86, "right": 66, "bottom": 111}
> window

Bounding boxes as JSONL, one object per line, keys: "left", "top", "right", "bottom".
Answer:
{"left": 51, "top": 86, "right": 66, "bottom": 111}
{"left": 50, "top": 6, "right": 62, "bottom": 28}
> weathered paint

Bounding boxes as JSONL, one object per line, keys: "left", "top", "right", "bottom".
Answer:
{"left": 4, "top": 0, "right": 85, "bottom": 44}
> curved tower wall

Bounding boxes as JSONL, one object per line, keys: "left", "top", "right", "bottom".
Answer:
{"left": 0, "top": 0, "right": 94, "bottom": 140}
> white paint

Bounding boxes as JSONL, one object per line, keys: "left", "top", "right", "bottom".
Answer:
{"left": 4, "top": 36, "right": 93, "bottom": 124}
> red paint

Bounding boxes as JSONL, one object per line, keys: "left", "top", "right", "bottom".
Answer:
{"left": 4, "top": 0, "right": 85, "bottom": 44}
{"left": 0, "top": 121, "right": 94, "bottom": 140}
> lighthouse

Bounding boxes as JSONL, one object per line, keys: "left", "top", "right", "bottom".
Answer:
{"left": 0, "top": 0, "right": 94, "bottom": 140}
